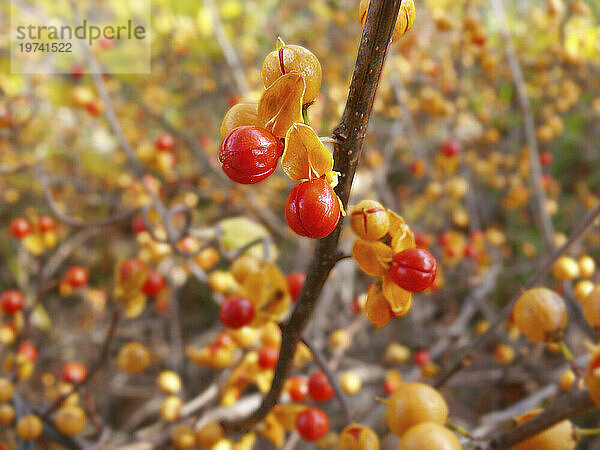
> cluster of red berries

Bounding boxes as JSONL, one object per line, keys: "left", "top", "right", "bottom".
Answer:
{"left": 217, "top": 39, "right": 341, "bottom": 239}
{"left": 10, "top": 216, "right": 55, "bottom": 239}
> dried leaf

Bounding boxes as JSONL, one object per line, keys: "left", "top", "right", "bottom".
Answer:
{"left": 258, "top": 73, "right": 305, "bottom": 138}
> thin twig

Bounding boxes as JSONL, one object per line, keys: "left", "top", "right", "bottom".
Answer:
{"left": 42, "top": 309, "right": 121, "bottom": 419}
{"left": 434, "top": 205, "right": 600, "bottom": 388}
{"left": 301, "top": 337, "right": 352, "bottom": 425}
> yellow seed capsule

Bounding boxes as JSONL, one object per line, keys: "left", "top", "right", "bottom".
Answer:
{"left": 552, "top": 256, "right": 580, "bottom": 281}
{"left": 196, "top": 422, "right": 225, "bottom": 449}
{"left": 397, "top": 423, "right": 461, "bottom": 450}
{"left": 582, "top": 286, "right": 600, "bottom": 329}
{"left": 494, "top": 343, "right": 515, "bottom": 365}
{"left": 514, "top": 409, "right": 577, "bottom": 450}
{"left": 339, "top": 423, "right": 380, "bottom": 450}
{"left": 329, "top": 329, "right": 352, "bottom": 351}
{"left": 220, "top": 103, "right": 262, "bottom": 139}
{"left": 17, "top": 414, "right": 43, "bottom": 440}
{"left": 160, "top": 395, "right": 183, "bottom": 422}
{"left": 578, "top": 255, "right": 596, "bottom": 278}
{"left": 262, "top": 42, "right": 322, "bottom": 104}
{"left": 475, "top": 319, "right": 490, "bottom": 335}
{"left": 385, "top": 382, "right": 448, "bottom": 437}
{"left": 558, "top": 369, "right": 575, "bottom": 392}
{"left": 359, "top": 0, "right": 416, "bottom": 42}
{"left": 350, "top": 200, "right": 390, "bottom": 241}
{"left": 0, "top": 403, "right": 15, "bottom": 425}
{"left": 513, "top": 287, "right": 568, "bottom": 342}
{"left": 171, "top": 424, "right": 196, "bottom": 449}
{"left": 117, "top": 342, "right": 151, "bottom": 374}
{"left": 384, "top": 343, "right": 411, "bottom": 364}
{"left": 157, "top": 370, "right": 182, "bottom": 394}
{"left": 0, "top": 378, "right": 14, "bottom": 403}
{"left": 339, "top": 371, "right": 362, "bottom": 395}
{"left": 54, "top": 405, "right": 86, "bottom": 436}
{"left": 574, "top": 280, "right": 594, "bottom": 302}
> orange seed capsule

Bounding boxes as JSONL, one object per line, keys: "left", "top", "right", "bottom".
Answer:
{"left": 350, "top": 200, "right": 390, "bottom": 241}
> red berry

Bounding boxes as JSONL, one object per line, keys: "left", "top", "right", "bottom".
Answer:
{"left": 285, "top": 178, "right": 340, "bottom": 239}
{"left": 308, "top": 370, "right": 334, "bottom": 402}
{"left": 0, "top": 290, "right": 24, "bottom": 315}
{"left": 131, "top": 215, "right": 146, "bottom": 233}
{"left": 389, "top": 248, "right": 437, "bottom": 292}
{"left": 120, "top": 259, "right": 147, "bottom": 282}
{"left": 464, "top": 243, "right": 479, "bottom": 259}
{"left": 440, "top": 139, "right": 461, "bottom": 157}
{"left": 61, "top": 362, "right": 87, "bottom": 384}
{"left": 288, "top": 376, "right": 309, "bottom": 402}
{"left": 70, "top": 63, "right": 84, "bottom": 79}
{"left": 413, "top": 349, "right": 431, "bottom": 367}
{"left": 219, "top": 126, "right": 283, "bottom": 184}
{"left": 10, "top": 218, "right": 31, "bottom": 239}
{"left": 19, "top": 340, "right": 38, "bottom": 362}
{"left": 219, "top": 296, "right": 255, "bottom": 329}
{"left": 258, "top": 346, "right": 279, "bottom": 369}
{"left": 437, "top": 232, "right": 450, "bottom": 247}
{"left": 142, "top": 270, "right": 165, "bottom": 297}
{"left": 540, "top": 151, "right": 553, "bottom": 167}
{"left": 286, "top": 272, "right": 306, "bottom": 302}
{"left": 65, "top": 266, "right": 89, "bottom": 288}
{"left": 156, "top": 133, "right": 175, "bottom": 152}
{"left": 296, "top": 407, "right": 330, "bottom": 442}
{"left": 38, "top": 215, "right": 55, "bottom": 233}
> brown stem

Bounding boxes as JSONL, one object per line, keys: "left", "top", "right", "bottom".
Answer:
{"left": 479, "top": 389, "right": 592, "bottom": 449}
{"left": 221, "top": 0, "right": 402, "bottom": 434}
{"left": 434, "top": 205, "right": 600, "bottom": 388}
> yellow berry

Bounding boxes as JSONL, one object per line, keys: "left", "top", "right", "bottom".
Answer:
{"left": 0, "top": 377, "right": 14, "bottom": 403}
{"left": 494, "top": 343, "right": 515, "bottom": 365}
{"left": 384, "top": 343, "right": 411, "bottom": 364}
{"left": 17, "top": 414, "right": 43, "bottom": 440}
{"left": 359, "top": 0, "right": 416, "bottom": 42}
{"left": 196, "top": 422, "right": 224, "bottom": 449}
{"left": 0, "top": 403, "right": 15, "bottom": 425}
{"left": 385, "top": 382, "right": 448, "bottom": 437}
{"left": 329, "top": 329, "right": 352, "bottom": 351}
{"left": 339, "top": 371, "right": 362, "bottom": 395}
{"left": 552, "top": 256, "right": 580, "bottom": 281}
{"left": 513, "top": 287, "right": 567, "bottom": 342}
{"left": 582, "top": 285, "right": 600, "bottom": 329}
{"left": 397, "top": 422, "right": 462, "bottom": 450}
{"left": 578, "top": 256, "right": 595, "bottom": 278}
{"left": 160, "top": 396, "right": 183, "bottom": 422}
{"left": 574, "top": 280, "right": 594, "bottom": 302}
{"left": 514, "top": 409, "right": 576, "bottom": 450}
{"left": 54, "top": 406, "right": 86, "bottom": 436}
{"left": 157, "top": 370, "right": 182, "bottom": 394}
{"left": 171, "top": 424, "right": 196, "bottom": 449}
{"left": 117, "top": 341, "right": 151, "bottom": 374}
